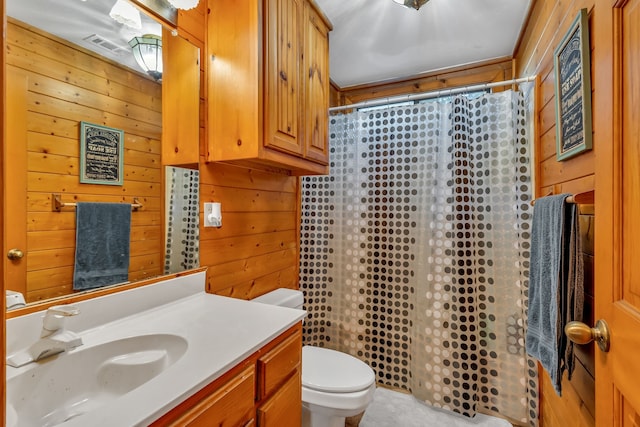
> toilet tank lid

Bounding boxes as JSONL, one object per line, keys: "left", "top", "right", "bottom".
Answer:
{"left": 251, "top": 288, "right": 303, "bottom": 308}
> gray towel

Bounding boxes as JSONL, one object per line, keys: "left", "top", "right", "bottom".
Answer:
{"left": 73, "top": 202, "right": 131, "bottom": 290}
{"left": 525, "top": 194, "right": 584, "bottom": 395}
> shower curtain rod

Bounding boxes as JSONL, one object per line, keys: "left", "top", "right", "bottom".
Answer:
{"left": 328, "top": 75, "right": 537, "bottom": 113}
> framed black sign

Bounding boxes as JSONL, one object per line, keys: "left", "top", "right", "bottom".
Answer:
{"left": 554, "top": 8, "right": 593, "bottom": 161}
{"left": 80, "top": 122, "right": 124, "bottom": 186}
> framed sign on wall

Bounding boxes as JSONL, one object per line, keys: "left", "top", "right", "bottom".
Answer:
{"left": 80, "top": 122, "right": 124, "bottom": 186}
{"left": 553, "top": 8, "right": 593, "bottom": 161}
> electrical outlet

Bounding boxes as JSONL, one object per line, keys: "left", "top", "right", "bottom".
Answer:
{"left": 203, "top": 202, "right": 221, "bottom": 227}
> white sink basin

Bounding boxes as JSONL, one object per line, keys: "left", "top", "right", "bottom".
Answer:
{"left": 7, "top": 333, "right": 188, "bottom": 427}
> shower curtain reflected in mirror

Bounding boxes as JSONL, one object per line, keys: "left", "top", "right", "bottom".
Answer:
{"left": 299, "top": 90, "right": 538, "bottom": 426}
{"left": 164, "top": 166, "right": 200, "bottom": 274}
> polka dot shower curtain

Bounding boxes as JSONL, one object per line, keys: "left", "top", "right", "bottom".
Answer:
{"left": 299, "top": 90, "right": 538, "bottom": 425}
{"left": 164, "top": 166, "right": 200, "bottom": 274}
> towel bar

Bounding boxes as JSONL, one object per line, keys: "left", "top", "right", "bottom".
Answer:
{"left": 530, "top": 190, "right": 594, "bottom": 206}
{"left": 52, "top": 194, "right": 142, "bottom": 212}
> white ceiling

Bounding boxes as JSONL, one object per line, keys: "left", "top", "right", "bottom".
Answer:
{"left": 7, "top": 0, "right": 532, "bottom": 89}
{"left": 314, "top": 0, "right": 532, "bottom": 88}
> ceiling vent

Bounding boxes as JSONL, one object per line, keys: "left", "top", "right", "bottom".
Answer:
{"left": 83, "top": 34, "right": 129, "bottom": 55}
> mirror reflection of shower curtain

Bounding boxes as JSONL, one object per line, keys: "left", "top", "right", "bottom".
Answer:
{"left": 299, "top": 90, "right": 538, "bottom": 426}
{"left": 164, "top": 166, "right": 200, "bottom": 274}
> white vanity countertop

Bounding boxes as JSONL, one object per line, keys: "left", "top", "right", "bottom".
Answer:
{"left": 5, "top": 272, "right": 306, "bottom": 427}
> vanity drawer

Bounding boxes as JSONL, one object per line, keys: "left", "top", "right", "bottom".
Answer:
{"left": 257, "top": 329, "right": 302, "bottom": 400}
{"left": 257, "top": 368, "right": 302, "bottom": 427}
{"left": 170, "top": 365, "right": 255, "bottom": 427}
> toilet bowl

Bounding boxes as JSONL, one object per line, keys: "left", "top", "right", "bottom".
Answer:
{"left": 252, "top": 289, "right": 376, "bottom": 427}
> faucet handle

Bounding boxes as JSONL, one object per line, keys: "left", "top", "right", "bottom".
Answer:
{"left": 47, "top": 304, "right": 80, "bottom": 316}
{"left": 41, "top": 304, "right": 80, "bottom": 337}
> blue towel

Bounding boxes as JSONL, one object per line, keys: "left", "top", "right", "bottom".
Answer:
{"left": 526, "top": 194, "right": 583, "bottom": 395}
{"left": 73, "top": 202, "right": 131, "bottom": 290}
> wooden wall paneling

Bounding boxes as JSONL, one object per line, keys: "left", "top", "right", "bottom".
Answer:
{"left": 6, "top": 20, "right": 164, "bottom": 302}
{"left": 208, "top": 247, "right": 297, "bottom": 289}
{"left": 540, "top": 371, "right": 595, "bottom": 427}
{"left": 539, "top": 176, "right": 596, "bottom": 199}
{"left": 338, "top": 60, "right": 512, "bottom": 105}
{"left": 516, "top": 0, "right": 595, "bottom": 78}
{"left": 515, "top": 1, "right": 597, "bottom": 425}
{"left": 539, "top": 151, "right": 595, "bottom": 189}
{"left": 214, "top": 267, "right": 299, "bottom": 300}
{"left": 200, "top": 230, "right": 297, "bottom": 265}
{"left": 8, "top": 25, "right": 160, "bottom": 98}
{"left": 199, "top": 162, "right": 299, "bottom": 299}
{"left": 177, "top": 0, "right": 207, "bottom": 44}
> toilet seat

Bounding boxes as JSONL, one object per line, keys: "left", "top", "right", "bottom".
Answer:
{"left": 302, "top": 346, "right": 376, "bottom": 393}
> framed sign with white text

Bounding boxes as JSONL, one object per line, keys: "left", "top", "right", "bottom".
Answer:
{"left": 553, "top": 8, "right": 593, "bottom": 161}
{"left": 80, "top": 121, "right": 124, "bottom": 186}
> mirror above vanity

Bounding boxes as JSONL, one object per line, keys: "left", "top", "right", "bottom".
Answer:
{"left": 4, "top": 0, "right": 201, "bottom": 308}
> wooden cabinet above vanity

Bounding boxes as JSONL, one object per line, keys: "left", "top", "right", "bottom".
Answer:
{"left": 206, "top": 0, "right": 332, "bottom": 175}
{"left": 162, "top": 29, "right": 201, "bottom": 167}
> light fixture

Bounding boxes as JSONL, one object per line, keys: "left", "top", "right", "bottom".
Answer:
{"left": 109, "top": 0, "right": 142, "bottom": 30}
{"left": 128, "top": 35, "right": 163, "bottom": 81}
{"left": 393, "top": 0, "right": 430, "bottom": 10}
{"left": 166, "top": 0, "right": 199, "bottom": 10}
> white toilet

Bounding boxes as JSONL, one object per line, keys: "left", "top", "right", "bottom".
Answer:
{"left": 252, "top": 288, "right": 376, "bottom": 427}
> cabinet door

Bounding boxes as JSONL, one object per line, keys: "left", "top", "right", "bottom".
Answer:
{"left": 257, "top": 329, "right": 301, "bottom": 400}
{"left": 303, "top": 5, "right": 330, "bottom": 165}
{"left": 162, "top": 30, "right": 200, "bottom": 166}
{"left": 265, "top": 0, "right": 304, "bottom": 156}
{"left": 170, "top": 366, "right": 255, "bottom": 427}
{"left": 257, "top": 369, "right": 302, "bottom": 427}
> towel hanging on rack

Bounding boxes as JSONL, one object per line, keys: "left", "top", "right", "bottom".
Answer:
{"left": 73, "top": 202, "right": 132, "bottom": 290}
{"left": 525, "top": 194, "right": 584, "bottom": 395}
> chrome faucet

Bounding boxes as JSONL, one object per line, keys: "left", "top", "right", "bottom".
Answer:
{"left": 6, "top": 304, "right": 83, "bottom": 368}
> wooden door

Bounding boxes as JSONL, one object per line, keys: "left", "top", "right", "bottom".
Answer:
{"left": 265, "top": 0, "right": 304, "bottom": 156}
{"left": 594, "top": 0, "right": 640, "bottom": 424}
{"left": 4, "top": 67, "right": 28, "bottom": 298}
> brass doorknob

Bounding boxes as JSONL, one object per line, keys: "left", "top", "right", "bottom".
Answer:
{"left": 565, "top": 319, "right": 610, "bottom": 352}
{"left": 7, "top": 248, "right": 24, "bottom": 260}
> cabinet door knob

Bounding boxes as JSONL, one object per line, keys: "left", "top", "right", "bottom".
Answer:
{"left": 7, "top": 248, "right": 24, "bottom": 260}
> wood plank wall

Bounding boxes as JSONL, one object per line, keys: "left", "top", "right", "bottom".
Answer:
{"left": 514, "top": 1, "right": 596, "bottom": 426}
{"left": 179, "top": 4, "right": 300, "bottom": 299}
{"left": 335, "top": 59, "right": 512, "bottom": 106}
{"left": 6, "top": 19, "right": 164, "bottom": 302}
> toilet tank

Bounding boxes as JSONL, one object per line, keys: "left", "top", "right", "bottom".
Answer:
{"left": 251, "top": 288, "right": 304, "bottom": 310}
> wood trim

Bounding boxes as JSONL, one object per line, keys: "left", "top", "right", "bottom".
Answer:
{"left": 1, "top": 0, "right": 6, "bottom": 419}
{"left": 295, "top": 177, "right": 301, "bottom": 290}
{"left": 592, "top": 0, "right": 621, "bottom": 424}
{"left": 6, "top": 267, "right": 207, "bottom": 319}
{"left": 5, "top": 68, "right": 27, "bottom": 298}
{"left": 511, "top": 0, "right": 537, "bottom": 61}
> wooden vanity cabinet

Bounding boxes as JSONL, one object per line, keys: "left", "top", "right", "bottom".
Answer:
{"left": 256, "top": 328, "right": 303, "bottom": 426}
{"left": 153, "top": 324, "right": 302, "bottom": 427}
{"left": 206, "top": 0, "right": 331, "bottom": 175}
{"left": 169, "top": 365, "right": 256, "bottom": 427}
